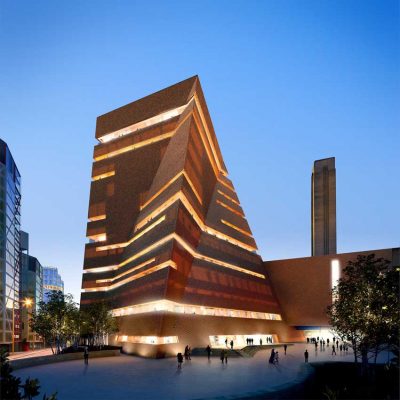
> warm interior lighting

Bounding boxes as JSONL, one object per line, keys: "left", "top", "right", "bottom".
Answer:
{"left": 88, "top": 214, "right": 106, "bottom": 222}
{"left": 94, "top": 132, "right": 174, "bottom": 162}
{"left": 217, "top": 189, "right": 240, "bottom": 205}
{"left": 83, "top": 265, "right": 118, "bottom": 274}
{"left": 221, "top": 219, "right": 252, "bottom": 238}
{"left": 209, "top": 334, "right": 274, "bottom": 348}
{"left": 112, "top": 299, "right": 281, "bottom": 321}
{"left": 331, "top": 259, "right": 340, "bottom": 301}
{"left": 136, "top": 190, "right": 257, "bottom": 252}
{"left": 96, "top": 258, "right": 156, "bottom": 283}
{"left": 140, "top": 170, "right": 202, "bottom": 211}
{"left": 173, "top": 234, "right": 264, "bottom": 279}
{"left": 193, "top": 94, "right": 227, "bottom": 176}
{"left": 87, "top": 233, "right": 107, "bottom": 242}
{"left": 92, "top": 171, "right": 115, "bottom": 181}
{"left": 96, "top": 216, "right": 166, "bottom": 251}
{"left": 84, "top": 232, "right": 262, "bottom": 292}
{"left": 83, "top": 261, "right": 177, "bottom": 292}
{"left": 98, "top": 102, "right": 190, "bottom": 143}
{"left": 216, "top": 200, "right": 244, "bottom": 217}
{"left": 116, "top": 335, "right": 179, "bottom": 345}
{"left": 95, "top": 108, "right": 194, "bottom": 162}
{"left": 217, "top": 176, "right": 235, "bottom": 192}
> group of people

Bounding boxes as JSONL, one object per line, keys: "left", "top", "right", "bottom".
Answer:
{"left": 268, "top": 348, "right": 279, "bottom": 364}
{"left": 224, "top": 339, "right": 234, "bottom": 349}
{"left": 177, "top": 345, "right": 192, "bottom": 368}
{"left": 246, "top": 337, "right": 273, "bottom": 346}
{"left": 306, "top": 336, "right": 350, "bottom": 357}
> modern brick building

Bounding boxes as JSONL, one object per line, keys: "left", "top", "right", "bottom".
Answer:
{"left": 81, "top": 76, "right": 303, "bottom": 357}
{"left": 80, "top": 77, "right": 399, "bottom": 357}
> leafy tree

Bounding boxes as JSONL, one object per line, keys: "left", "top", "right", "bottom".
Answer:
{"left": 1, "top": 349, "right": 21, "bottom": 400}
{"left": 328, "top": 254, "right": 399, "bottom": 367}
{"left": 0, "top": 350, "right": 56, "bottom": 400}
{"left": 30, "top": 291, "right": 79, "bottom": 354}
{"left": 80, "top": 301, "right": 118, "bottom": 347}
{"left": 21, "top": 378, "right": 40, "bottom": 400}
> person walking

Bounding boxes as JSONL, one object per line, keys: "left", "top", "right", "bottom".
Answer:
{"left": 177, "top": 352, "right": 183, "bottom": 369}
{"left": 84, "top": 346, "right": 89, "bottom": 365}
{"left": 206, "top": 345, "right": 211, "bottom": 360}
{"left": 230, "top": 340, "right": 233, "bottom": 350}
{"left": 224, "top": 350, "right": 228, "bottom": 364}
{"left": 332, "top": 345, "right": 336, "bottom": 355}
{"left": 284, "top": 344, "right": 287, "bottom": 355}
{"left": 304, "top": 349, "right": 309, "bottom": 363}
{"left": 225, "top": 338, "right": 228, "bottom": 347}
{"left": 274, "top": 351, "right": 279, "bottom": 364}
{"left": 220, "top": 349, "right": 225, "bottom": 364}
{"left": 260, "top": 338, "right": 263, "bottom": 346}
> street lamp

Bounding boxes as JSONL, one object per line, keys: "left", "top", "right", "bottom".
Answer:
{"left": 11, "top": 297, "right": 33, "bottom": 353}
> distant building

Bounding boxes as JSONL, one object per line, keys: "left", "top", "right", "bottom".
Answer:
{"left": 0, "top": 139, "right": 22, "bottom": 349}
{"left": 43, "top": 267, "right": 64, "bottom": 302}
{"left": 20, "top": 233, "right": 43, "bottom": 349}
{"left": 311, "top": 157, "right": 337, "bottom": 256}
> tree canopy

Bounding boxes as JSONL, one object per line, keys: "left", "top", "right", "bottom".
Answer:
{"left": 328, "top": 254, "right": 399, "bottom": 365}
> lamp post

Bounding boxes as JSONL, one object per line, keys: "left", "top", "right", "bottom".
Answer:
{"left": 11, "top": 297, "right": 33, "bottom": 353}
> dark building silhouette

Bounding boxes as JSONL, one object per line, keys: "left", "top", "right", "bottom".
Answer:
{"left": 311, "top": 157, "right": 337, "bottom": 256}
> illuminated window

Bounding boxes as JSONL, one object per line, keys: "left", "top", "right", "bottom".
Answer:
{"left": 111, "top": 299, "right": 282, "bottom": 321}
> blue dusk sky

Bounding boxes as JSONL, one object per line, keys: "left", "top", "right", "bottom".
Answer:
{"left": 0, "top": 0, "right": 399, "bottom": 301}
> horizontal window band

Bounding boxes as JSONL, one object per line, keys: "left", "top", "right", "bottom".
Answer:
{"left": 111, "top": 299, "right": 282, "bottom": 321}
{"left": 217, "top": 189, "right": 240, "bottom": 206}
{"left": 221, "top": 219, "right": 253, "bottom": 238}
{"left": 82, "top": 261, "right": 177, "bottom": 292}
{"left": 135, "top": 191, "right": 257, "bottom": 252}
{"left": 95, "top": 216, "right": 166, "bottom": 251}
{"left": 92, "top": 171, "right": 115, "bottom": 181}
{"left": 216, "top": 200, "right": 244, "bottom": 218}
{"left": 116, "top": 335, "right": 179, "bottom": 345}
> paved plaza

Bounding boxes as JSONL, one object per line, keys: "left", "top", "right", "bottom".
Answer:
{"left": 14, "top": 343, "right": 372, "bottom": 400}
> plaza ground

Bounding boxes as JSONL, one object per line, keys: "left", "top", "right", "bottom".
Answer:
{"left": 15, "top": 343, "right": 388, "bottom": 400}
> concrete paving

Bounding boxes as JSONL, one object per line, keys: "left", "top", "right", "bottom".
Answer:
{"left": 14, "top": 343, "right": 388, "bottom": 400}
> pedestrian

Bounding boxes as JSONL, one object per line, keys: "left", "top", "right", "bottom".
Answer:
{"left": 314, "top": 342, "right": 318, "bottom": 350}
{"left": 220, "top": 349, "right": 225, "bottom": 364}
{"left": 307, "top": 337, "right": 310, "bottom": 344}
{"left": 225, "top": 338, "right": 228, "bottom": 347}
{"left": 304, "top": 349, "right": 309, "bottom": 363}
{"left": 188, "top": 346, "right": 192, "bottom": 360}
{"left": 284, "top": 344, "right": 287, "bottom": 355}
{"left": 184, "top": 345, "right": 189, "bottom": 360}
{"left": 230, "top": 340, "right": 233, "bottom": 350}
{"left": 332, "top": 345, "right": 336, "bottom": 355}
{"left": 224, "top": 350, "right": 228, "bottom": 364}
{"left": 206, "top": 345, "right": 211, "bottom": 360}
{"left": 269, "top": 349, "right": 275, "bottom": 364}
{"left": 327, "top": 338, "right": 330, "bottom": 345}
{"left": 274, "top": 351, "right": 279, "bottom": 364}
{"left": 177, "top": 352, "right": 183, "bottom": 369}
{"left": 336, "top": 340, "right": 339, "bottom": 348}
{"left": 260, "top": 338, "right": 262, "bottom": 346}
{"left": 339, "top": 344, "right": 343, "bottom": 352}
{"left": 84, "top": 346, "right": 89, "bottom": 365}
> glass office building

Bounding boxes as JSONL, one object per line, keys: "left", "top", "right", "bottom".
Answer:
{"left": 43, "top": 266, "right": 64, "bottom": 302}
{"left": 0, "top": 139, "right": 22, "bottom": 348}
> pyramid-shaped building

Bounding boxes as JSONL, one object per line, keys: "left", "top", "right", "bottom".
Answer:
{"left": 81, "top": 76, "right": 301, "bottom": 357}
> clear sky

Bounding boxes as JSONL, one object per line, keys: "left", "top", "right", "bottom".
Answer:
{"left": 1, "top": 0, "right": 399, "bottom": 302}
